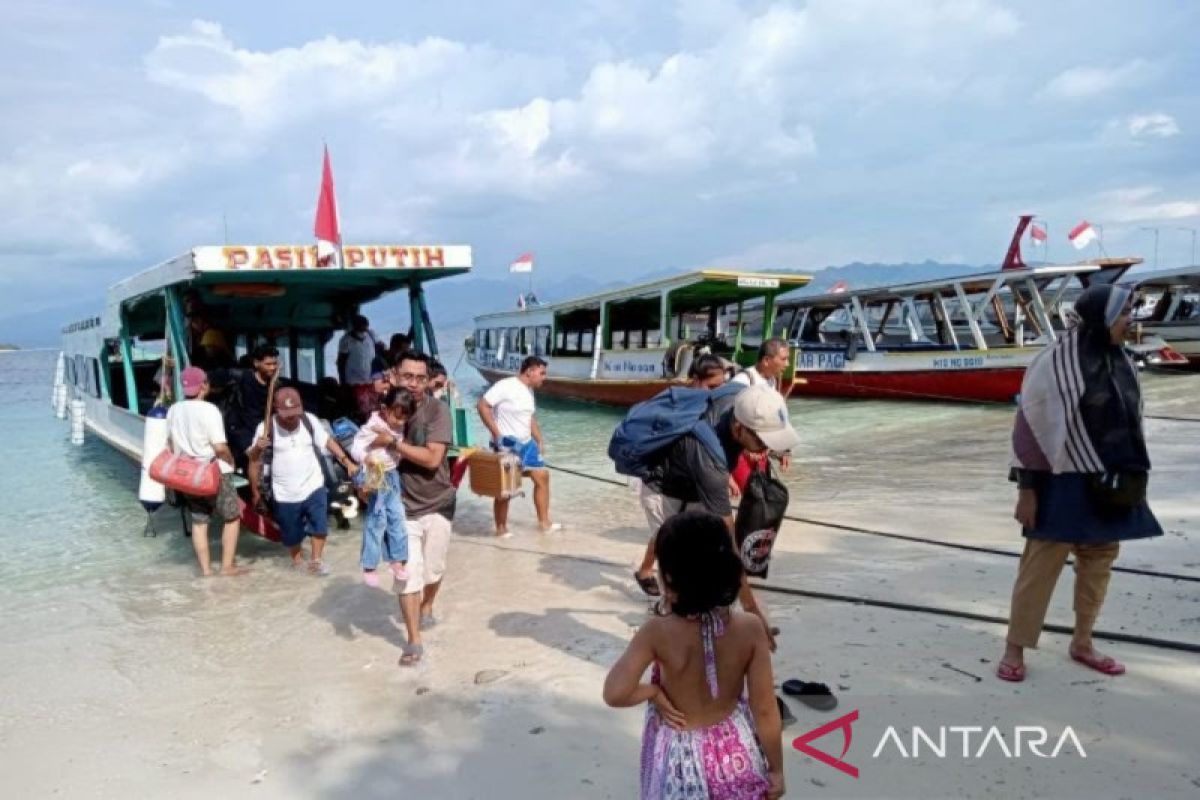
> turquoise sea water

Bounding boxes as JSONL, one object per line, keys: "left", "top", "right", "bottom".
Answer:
{"left": 9, "top": 344, "right": 1197, "bottom": 596}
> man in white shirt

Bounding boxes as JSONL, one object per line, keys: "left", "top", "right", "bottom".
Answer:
{"left": 731, "top": 337, "right": 790, "bottom": 391}
{"left": 337, "top": 314, "right": 383, "bottom": 421}
{"left": 477, "top": 356, "right": 560, "bottom": 537}
{"left": 731, "top": 337, "right": 793, "bottom": 472}
{"left": 166, "top": 366, "right": 246, "bottom": 577}
{"left": 247, "top": 388, "right": 357, "bottom": 575}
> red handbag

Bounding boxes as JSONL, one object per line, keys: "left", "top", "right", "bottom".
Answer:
{"left": 149, "top": 449, "right": 222, "bottom": 497}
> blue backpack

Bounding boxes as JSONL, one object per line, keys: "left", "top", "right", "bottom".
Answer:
{"left": 608, "top": 383, "right": 745, "bottom": 478}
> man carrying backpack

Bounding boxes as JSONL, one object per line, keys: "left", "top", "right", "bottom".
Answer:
{"left": 612, "top": 384, "right": 800, "bottom": 646}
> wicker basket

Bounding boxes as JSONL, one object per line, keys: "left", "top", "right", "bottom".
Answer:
{"left": 467, "top": 450, "right": 524, "bottom": 499}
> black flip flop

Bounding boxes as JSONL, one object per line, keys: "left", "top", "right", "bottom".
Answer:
{"left": 782, "top": 679, "right": 838, "bottom": 712}
{"left": 776, "top": 695, "right": 796, "bottom": 728}
{"left": 634, "top": 572, "right": 661, "bottom": 597}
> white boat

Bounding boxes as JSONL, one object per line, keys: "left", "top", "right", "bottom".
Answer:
{"left": 1124, "top": 265, "right": 1200, "bottom": 369}
{"left": 467, "top": 270, "right": 812, "bottom": 404}
{"left": 57, "top": 243, "right": 472, "bottom": 539}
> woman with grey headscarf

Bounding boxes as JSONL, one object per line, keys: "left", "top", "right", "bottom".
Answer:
{"left": 996, "top": 283, "right": 1162, "bottom": 682}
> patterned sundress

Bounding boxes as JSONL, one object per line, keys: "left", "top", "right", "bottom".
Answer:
{"left": 640, "top": 611, "right": 771, "bottom": 800}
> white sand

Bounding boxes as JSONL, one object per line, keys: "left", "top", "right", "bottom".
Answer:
{"left": 3, "top": 381, "right": 1199, "bottom": 798}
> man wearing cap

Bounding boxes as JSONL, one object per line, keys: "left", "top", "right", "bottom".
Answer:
{"left": 166, "top": 366, "right": 247, "bottom": 577}
{"left": 634, "top": 384, "right": 801, "bottom": 647}
{"left": 247, "top": 388, "right": 357, "bottom": 575}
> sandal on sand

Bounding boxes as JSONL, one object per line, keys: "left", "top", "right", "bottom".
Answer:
{"left": 776, "top": 695, "right": 797, "bottom": 728}
{"left": 399, "top": 642, "right": 424, "bottom": 667}
{"left": 420, "top": 614, "right": 437, "bottom": 631}
{"left": 634, "top": 572, "right": 661, "bottom": 597}
{"left": 1070, "top": 650, "right": 1125, "bottom": 676}
{"left": 996, "top": 661, "right": 1026, "bottom": 682}
{"left": 782, "top": 680, "right": 839, "bottom": 711}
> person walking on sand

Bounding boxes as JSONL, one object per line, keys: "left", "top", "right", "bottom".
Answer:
{"left": 166, "top": 366, "right": 248, "bottom": 577}
{"left": 604, "top": 511, "right": 785, "bottom": 800}
{"left": 625, "top": 385, "right": 797, "bottom": 646}
{"left": 350, "top": 387, "right": 415, "bottom": 587}
{"left": 247, "top": 387, "right": 357, "bottom": 576}
{"left": 730, "top": 337, "right": 793, "bottom": 484}
{"left": 390, "top": 352, "right": 458, "bottom": 667}
{"left": 997, "top": 284, "right": 1162, "bottom": 682}
{"left": 476, "top": 356, "right": 560, "bottom": 536}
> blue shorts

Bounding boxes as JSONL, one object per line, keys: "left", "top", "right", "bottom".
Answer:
{"left": 496, "top": 436, "right": 545, "bottom": 470}
{"left": 272, "top": 487, "right": 329, "bottom": 548}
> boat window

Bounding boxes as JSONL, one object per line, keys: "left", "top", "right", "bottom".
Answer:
{"left": 533, "top": 326, "right": 551, "bottom": 356}
{"left": 552, "top": 306, "right": 601, "bottom": 356}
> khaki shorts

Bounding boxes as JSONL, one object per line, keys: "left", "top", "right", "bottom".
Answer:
{"left": 394, "top": 513, "right": 452, "bottom": 595}
{"left": 638, "top": 482, "right": 702, "bottom": 534}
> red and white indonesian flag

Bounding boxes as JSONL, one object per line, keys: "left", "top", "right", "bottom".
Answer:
{"left": 1030, "top": 223, "right": 1047, "bottom": 245}
{"left": 510, "top": 252, "right": 534, "bottom": 273}
{"left": 1068, "top": 220, "right": 1097, "bottom": 250}
{"left": 313, "top": 145, "right": 341, "bottom": 265}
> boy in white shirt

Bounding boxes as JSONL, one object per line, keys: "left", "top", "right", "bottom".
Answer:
{"left": 477, "top": 356, "right": 560, "bottom": 537}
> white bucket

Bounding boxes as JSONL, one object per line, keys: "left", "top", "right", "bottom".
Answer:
{"left": 69, "top": 398, "right": 86, "bottom": 445}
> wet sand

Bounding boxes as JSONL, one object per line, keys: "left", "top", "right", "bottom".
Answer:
{"left": 2, "top": 367, "right": 1198, "bottom": 798}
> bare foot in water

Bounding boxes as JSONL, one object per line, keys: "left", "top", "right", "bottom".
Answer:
{"left": 220, "top": 565, "right": 252, "bottom": 577}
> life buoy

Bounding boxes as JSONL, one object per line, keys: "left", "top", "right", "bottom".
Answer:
{"left": 139, "top": 406, "right": 169, "bottom": 511}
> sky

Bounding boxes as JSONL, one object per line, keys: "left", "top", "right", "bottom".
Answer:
{"left": 2, "top": 0, "right": 1199, "bottom": 344}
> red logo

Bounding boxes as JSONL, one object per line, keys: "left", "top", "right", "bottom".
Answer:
{"left": 792, "top": 709, "right": 860, "bottom": 778}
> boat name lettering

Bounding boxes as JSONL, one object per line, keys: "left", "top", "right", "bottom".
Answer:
{"left": 798, "top": 352, "right": 846, "bottom": 370}
{"left": 602, "top": 358, "right": 660, "bottom": 375}
{"left": 932, "top": 356, "right": 985, "bottom": 369}
{"left": 213, "top": 245, "right": 451, "bottom": 271}
{"left": 737, "top": 276, "right": 780, "bottom": 289}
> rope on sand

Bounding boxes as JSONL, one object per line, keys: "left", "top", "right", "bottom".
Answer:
{"left": 542, "top": 463, "right": 1200, "bottom": 585}
{"left": 458, "top": 538, "right": 1200, "bottom": 656}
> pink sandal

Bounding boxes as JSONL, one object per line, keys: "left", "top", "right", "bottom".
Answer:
{"left": 1070, "top": 650, "right": 1125, "bottom": 676}
{"left": 996, "top": 661, "right": 1026, "bottom": 682}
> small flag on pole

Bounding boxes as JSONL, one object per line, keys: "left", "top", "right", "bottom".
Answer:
{"left": 314, "top": 145, "right": 341, "bottom": 266}
{"left": 1030, "top": 223, "right": 1047, "bottom": 245}
{"left": 509, "top": 252, "right": 534, "bottom": 273}
{"left": 1068, "top": 220, "right": 1097, "bottom": 250}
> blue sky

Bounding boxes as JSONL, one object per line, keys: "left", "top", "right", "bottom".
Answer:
{"left": 2, "top": 0, "right": 1198, "bottom": 343}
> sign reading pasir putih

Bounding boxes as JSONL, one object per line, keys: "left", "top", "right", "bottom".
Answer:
{"left": 192, "top": 245, "right": 474, "bottom": 272}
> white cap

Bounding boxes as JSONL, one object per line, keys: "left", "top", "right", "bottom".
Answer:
{"left": 732, "top": 385, "right": 801, "bottom": 453}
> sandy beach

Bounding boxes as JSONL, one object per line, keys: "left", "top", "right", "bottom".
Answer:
{"left": 2, "top": 365, "right": 1198, "bottom": 799}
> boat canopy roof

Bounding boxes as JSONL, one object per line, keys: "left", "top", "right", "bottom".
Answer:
{"left": 105, "top": 244, "right": 471, "bottom": 339}
{"left": 777, "top": 262, "right": 1129, "bottom": 310}
{"left": 1121, "top": 265, "right": 1200, "bottom": 290}
{"left": 474, "top": 269, "right": 811, "bottom": 324}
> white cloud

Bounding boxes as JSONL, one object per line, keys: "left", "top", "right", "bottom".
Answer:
{"left": 1041, "top": 59, "right": 1150, "bottom": 99}
{"left": 1127, "top": 112, "right": 1179, "bottom": 138}
{"left": 1099, "top": 186, "right": 1200, "bottom": 224}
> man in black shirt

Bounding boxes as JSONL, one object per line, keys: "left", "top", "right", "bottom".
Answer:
{"left": 225, "top": 344, "right": 282, "bottom": 470}
{"left": 635, "top": 385, "right": 801, "bottom": 646}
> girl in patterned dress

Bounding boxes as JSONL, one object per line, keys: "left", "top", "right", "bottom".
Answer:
{"left": 604, "top": 511, "right": 784, "bottom": 799}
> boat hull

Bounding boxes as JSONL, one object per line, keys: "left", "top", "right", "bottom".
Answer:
{"left": 788, "top": 367, "right": 1026, "bottom": 402}
{"left": 78, "top": 395, "right": 281, "bottom": 541}
{"left": 788, "top": 347, "right": 1038, "bottom": 403}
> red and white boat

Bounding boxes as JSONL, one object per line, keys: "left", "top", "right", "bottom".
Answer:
{"left": 775, "top": 218, "right": 1177, "bottom": 402}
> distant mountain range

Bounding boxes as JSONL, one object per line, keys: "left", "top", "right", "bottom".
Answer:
{"left": 7, "top": 260, "right": 995, "bottom": 347}
{"left": 416, "top": 260, "right": 992, "bottom": 327}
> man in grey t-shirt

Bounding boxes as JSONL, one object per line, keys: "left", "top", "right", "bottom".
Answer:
{"left": 390, "top": 352, "right": 456, "bottom": 667}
